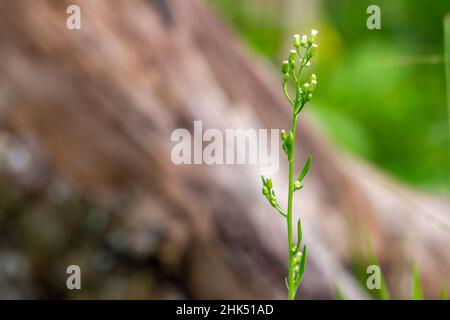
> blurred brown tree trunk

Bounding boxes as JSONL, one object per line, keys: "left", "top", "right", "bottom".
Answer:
{"left": 0, "top": 0, "right": 448, "bottom": 299}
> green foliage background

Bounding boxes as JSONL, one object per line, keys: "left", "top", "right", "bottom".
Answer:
{"left": 211, "top": 0, "right": 450, "bottom": 193}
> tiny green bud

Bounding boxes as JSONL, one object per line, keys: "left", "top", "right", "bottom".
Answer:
{"left": 310, "top": 75, "right": 317, "bottom": 90}
{"left": 308, "top": 29, "right": 318, "bottom": 44}
{"left": 262, "top": 187, "right": 269, "bottom": 196}
{"left": 294, "top": 265, "right": 300, "bottom": 273}
{"left": 294, "top": 180, "right": 302, "bottom": 190}
{"left": 281, "top": 129, "right": 287, "bottom": 142}
{"left": 283, "top": 73, "right": 290, "bottom": 81}
{"left": 266, "top": 178, "right": 273, "bottom": 189}
{"left": 294, "top": 252, "right": 302, "bottom": 263}
{"left": 289, "top": 49, "right": 296, "bottom": 60}
{"left": 281, "top": 60, "right": 289, "bottom": 74}
{"left": 309, "top": 43, "right": 318, "bottom": 56}
{"left": 300, "top": 35, "right": 308, "bottom": 48}
{"left": 303, "top": 83, "right": 310, "bottom": 92}
{"left": 293, "top": 34, "right": 301, "bottom": 48}
{"left": 289, "top": 49, "right": 297, "bottom": 67}
{"left": 270, "top": 199, "right": 277, "bottom": 206}
{"left": 307, "top": 93, "right": 313, "bottom": 100}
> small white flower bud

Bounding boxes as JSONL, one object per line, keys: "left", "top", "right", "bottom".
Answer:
{"left": 281, "top": 60, "right": 289, "bottom": 74}
{"left": 310, "top": 75, "right": 317, "bottom": 90}
{"left": 294, "top": 252, "right": 302, "bottom": 263}
{"left": 300, "top": 35, "right": 308, "bottom": 48}
{"left": 281, "top": 129, "right": 287, "bottom": 142}
{"left": 308, "top": 29, "right": 318, "bottom": 44}
{"left": 289, "top": 49, "right": 297, "bottom": 67}
{"left": 303, "top": 83, "right": 310, "bottom": 91}
{"left": 293, "top": 34, "right": 301, "bottom": 48}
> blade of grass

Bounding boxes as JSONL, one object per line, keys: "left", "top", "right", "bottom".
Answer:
{"left": 363, "top": 228, "right": 390, "bottom": 300}
{"left": 441, "top": 288, "right": 448, "bottom": 300}
{"left": 334, "top": 285, "right": 347, "bottom": 300}
{"left": 411, "top": 264, "right": 423, "bottom": 300}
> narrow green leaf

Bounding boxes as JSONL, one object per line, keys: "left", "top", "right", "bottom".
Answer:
{"left": 293, "top": 218, "right": 302, "bottom": 252}
{"left": 379, "top": 274, "right": 390, "bottom": 300}
{"left": 411, "top": 264, "right": 423, "bottom": 300}
{"left": 297, "top": 155, "right": 311, "bottom": 182}
{"left": 297, "top": 218, "right": 303, "bottom": 246}
{"left": 334, "top": 285, "right": 347, "bottom": 300}
{"left": 296, "top": 245, "right": 307, "bottom": 285}
{"left": 363, "top": 227, "right": 390, "bottom": 299}
{"left": 274, "top": 205, "right": 287, "bottom": 218}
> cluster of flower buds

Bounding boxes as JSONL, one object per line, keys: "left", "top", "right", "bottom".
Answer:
{"left": 293, "top": 30, "right": 318, "bottom": 54}
{"left": 301, "top": 73, "right": 317, "bottom": 103}
{"left": 281, "top": 30, "right": 319, "bottom": 112}
{"left": 261, "top": 176, "right": 278, "bottom": 208}
{"left": 293, "top": 29, "right": 318, "bottom": 49}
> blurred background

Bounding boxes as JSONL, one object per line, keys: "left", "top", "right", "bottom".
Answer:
{"left": 0, "top": 0, "right": 448, "bottom": 299}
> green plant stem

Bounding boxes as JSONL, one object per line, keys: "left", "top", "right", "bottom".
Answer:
{"left": 287, "top": 113, "right": 298, "bottom": 300}
{"left": 266, "top": 30, "right": 318, "bottom": 300}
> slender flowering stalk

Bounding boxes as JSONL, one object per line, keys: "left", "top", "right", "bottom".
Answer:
{"left": 261, "top": 30, "right": 318, "bottom": 300}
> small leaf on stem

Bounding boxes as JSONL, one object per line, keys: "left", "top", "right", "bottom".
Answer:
{"left": 297, "top": 155, "right": 312, "bottom": 182}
